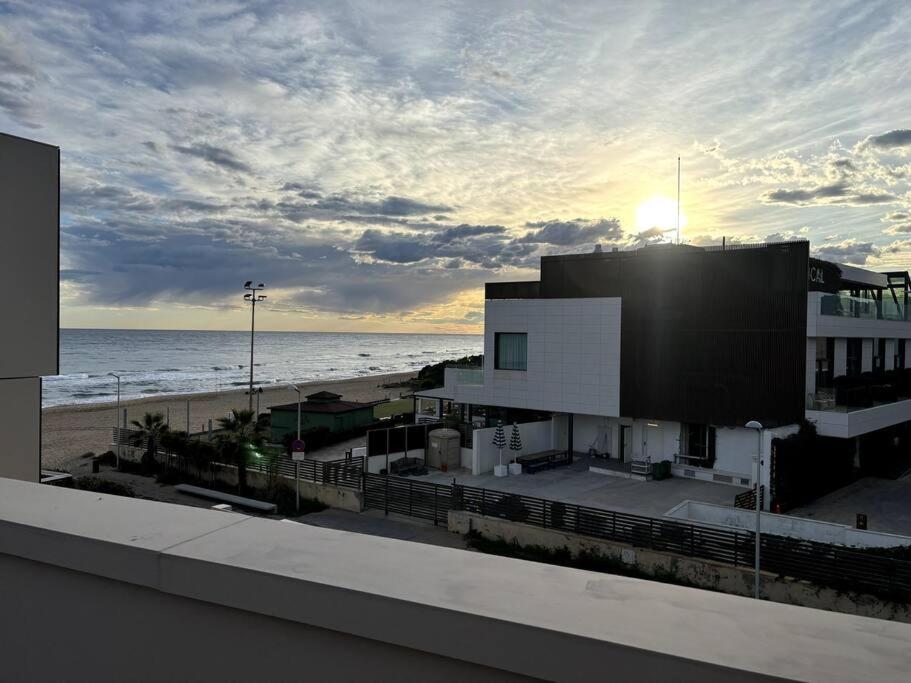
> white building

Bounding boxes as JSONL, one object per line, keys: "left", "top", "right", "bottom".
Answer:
{"left": 442, "top": 242, "right": 911, "bottom": 507}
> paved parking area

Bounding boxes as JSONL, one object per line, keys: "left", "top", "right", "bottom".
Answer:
{"left": 419, "top": 454, "right": 744, "bottom": 518}
{"left": 788, "top": 476, "right": 911, "bottom": 536}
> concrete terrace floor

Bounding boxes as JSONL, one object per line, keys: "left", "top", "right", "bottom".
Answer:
{"left": 418, "top": 454, "right": 745, "bottom": 518}
{"left": 788, "top": 476, "right": 911, "bottom": 537}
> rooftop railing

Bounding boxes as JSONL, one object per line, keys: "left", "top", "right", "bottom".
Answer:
{"left": 820, "top": 293, "right": 908, "bottom": 321}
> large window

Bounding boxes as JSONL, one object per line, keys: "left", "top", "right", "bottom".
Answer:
{"left": 494, "top": 332, "right": 527, "bottom": 371}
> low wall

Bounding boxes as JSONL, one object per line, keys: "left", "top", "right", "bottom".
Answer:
{"left": 210, "top": 463, "right": 363, "bottom": 512}
{"left": 665, "top": 500, "right": 911, "bottom": 549}
{"left": 449, "top": 511, "right": 911, "bottom": 623}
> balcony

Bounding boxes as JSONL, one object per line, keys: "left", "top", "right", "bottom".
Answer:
{"left": 806, "top": 372, "right": 911, "bottom": 437}
{"left": 450, "top": 367, "right": 483, "bottom": 386}
{"left": 820, "top": 294, "right": 908, "bottom": 322}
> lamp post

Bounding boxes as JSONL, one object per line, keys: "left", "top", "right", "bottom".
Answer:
{"left": 246, "top": 386, "right": 263, "bottom": 416}
{"left": 108, "top": 372, "right": 121, "bottom": 468}
{"left": 243, "top": 281, "right": 266, "bottom": 411}
{"left": 745, "top": 420, "right": 764, "bottom": 599}
{"left": 288, "top": 383, "right": 302, "bottom": 513}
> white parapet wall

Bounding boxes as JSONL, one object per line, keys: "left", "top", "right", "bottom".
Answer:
{"left": 665, "top": 500, "right": 911, "bottom": 549}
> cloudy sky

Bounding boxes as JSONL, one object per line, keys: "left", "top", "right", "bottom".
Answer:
{"left": 3, "top": 1, "right": 911, "bottom": 333}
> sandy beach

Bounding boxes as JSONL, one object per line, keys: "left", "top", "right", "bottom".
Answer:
{"left": 42, "top": 371, "right": 415, "bottom": 471}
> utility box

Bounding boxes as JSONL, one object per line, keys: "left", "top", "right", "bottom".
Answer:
{"left": 427, "top": 428, "right": 461, "bottom": 471}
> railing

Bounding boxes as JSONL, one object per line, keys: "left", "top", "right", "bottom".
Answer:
{"left": 363, "top": 474, "right": 911, "bottom": 600}
{"left": 450, "top": 367, "right": 483, "bottom": 386}
{"left": 247, "top": 453, "right": 364, "bottom": 490}
{"left": 363, "top": 472, "right": 451, "bottom": 525}
{"left": 820, "top": 294, "right": 908, "bottom": 322}
{"left": 734, "top": 486, "right": 765, "bottom": 510}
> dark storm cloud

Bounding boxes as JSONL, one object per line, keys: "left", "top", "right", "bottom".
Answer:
{"left": 861, "top": 129, "right": 911, "bottom": 150}
{"left": 353, "top": 225, "right": 534, "bottom": 268}
{"left": 519, "top": 218, "right": 623, "bottom": 245}
{"left": 812, "top": 240, "right": 880, "bottom": 265}
{"left": 760, "top": 182, "right": 895, "bottom": 206}
{"left": 170, "top": 143, "right": 252, "bottom": 173}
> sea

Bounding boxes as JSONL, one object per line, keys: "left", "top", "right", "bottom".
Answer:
{"left": 43, "top": 329, "right": 482, "bottom": 408}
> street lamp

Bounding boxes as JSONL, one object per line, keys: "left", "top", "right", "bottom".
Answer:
{"left": 243, "top": 281, "right": 266, "bottom": 411}
{"left": 108, "top": 372, "right": 121, "bottom": 468}
{"left": 745, "top": 420, "right": 764, "bottom": 599}
{"left": 288, "top": 383, "right": 302, "bottom": 513}
{"left": 246, "top": 386, "right": 264, "bottom": 416}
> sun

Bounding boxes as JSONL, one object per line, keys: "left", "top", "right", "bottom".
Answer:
{"left": 635, "top": 195, "right": 687, "bottom": 234}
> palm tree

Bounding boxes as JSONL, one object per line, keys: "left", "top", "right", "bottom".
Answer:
{"left": 216, "top": 408, "right": 264, "bottom": 494}
{"left": 130, "top": 412, "right": 169, "bottom": 473}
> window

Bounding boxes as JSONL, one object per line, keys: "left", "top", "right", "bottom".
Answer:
{"left": 897, "top": 339, "right": 906, "bottom": 370}
{"left": 494, "top": 332, "right": 527, "bottom": 371}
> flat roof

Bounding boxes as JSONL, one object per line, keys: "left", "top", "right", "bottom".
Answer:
{"left": 413, "top": 386, "right": 452, "bottom": 400}
{"left": 2, "top": 478, "right": 911, "bottom": 682}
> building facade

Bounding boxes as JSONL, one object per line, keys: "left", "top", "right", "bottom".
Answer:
{"left": 444, "top": 241, "right": 911, "bottom": 502}
{"left": 0, "top": 133, "right": 59, "bottom": 482}
{"left": 270, "top": 391, "right": 376, "bottom": 441}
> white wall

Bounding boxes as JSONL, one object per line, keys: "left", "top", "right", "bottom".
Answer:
{"left": 453, "top": 298, "right": 621, "bottom": 418}
{"left": 833, "top": 338, "right": 847, "bottom": 376}
{"left": 471, "top": 420, "right": 552, "bottom": 475}
{"left": 714, "top": 427, "right": 759, "bottom": 478}
{"left": 0, "top": 135, "right": 58, "bottom": 379}
{"left": 0, "top": 378, "right": 41, "bottom": 482}
{"left": 805, "top": 338, "right": 817, "bottom": 397}
{"left": 0, "top": 135, "right": 59, "bottom": 482}
{"left": 666, "top": 500, "right": 911, "bottom": 548}
{"left": 862, "top": 338, "right": 874, "bottom": 372}
{"left": 808, "top": 398, "right": 911, "bottom": 438}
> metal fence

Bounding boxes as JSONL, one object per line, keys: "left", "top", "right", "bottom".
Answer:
{"left": 363, "top": 475, "right": 911, "bottom": 600}
{"left": 363, "top": 472, "right": 451, "bottom": 525}
{"left": 245, "top": 453, "right": 365, "bottom": 490}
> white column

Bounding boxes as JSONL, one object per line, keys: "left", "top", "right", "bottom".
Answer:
{"left": 834, "top": 338, "right": 847, "bottom": 377}
{"left": 862, "top": 338, "right": 874, "bottom": 372}
{"left": 885, "top": 339, "right": 896, "bottom": 371}
{"left": 906, "top": 340, "right": 911, "bottom": 369}
{"left": 805, "top": 338, "right": 817, "bottom": 397}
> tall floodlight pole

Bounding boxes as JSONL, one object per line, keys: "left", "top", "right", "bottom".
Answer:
{"left": 676, "top": 156, "right": 681, "bottom": 245}
{"left": 108, "top": 372, "right": 121, "bottom": 468}
{"left": 288, "top": 384, "right": 302, "bottom": 513}
{"left": 243, "top": 282, "right": 266, "bottom": 411}
{"left": 746, "top": 420, "right": 764, "bottom": 599}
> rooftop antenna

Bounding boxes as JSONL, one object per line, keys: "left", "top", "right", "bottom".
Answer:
{"left": 676, "top": 156, "right": 681, "bottom": 245}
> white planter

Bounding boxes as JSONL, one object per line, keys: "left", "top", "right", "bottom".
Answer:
{"left": 508, "top": 463, "right": 523, "bottom": 475}
{"left": 494, "top": 464, "right": 509, "bottom": 477}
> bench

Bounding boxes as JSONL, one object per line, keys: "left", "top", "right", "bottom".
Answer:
{"left": 390, "top": 456, "right": 427, "bottom": 476}
{"left": 175, "top": 484, "right": 277, "bottom": 513}
{"left": 517, "top": 450, "right": 569, "bottom": 474}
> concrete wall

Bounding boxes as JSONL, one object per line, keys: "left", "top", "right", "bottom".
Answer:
{"left": 3, "top": 478, "right": 911, "bottom": 682}
{"left": 450, "top": 511, "right": 911, "bottom": 624}
{"left": 454, "top": 298, "right": 621, "bottom": 418}
{"left": 0, "top": 378, "right": 41, "bottom": 482}
{"left": 665, "top": 501, "right": 911, "bottom": 549}
{"left": 471, "top": 420, "right": 552, "bottom": 475}
{"left": 0, "top": 551, "right": 525, "bottom": 682}
{"left": 0, "top": 134, "right": 58, "bottom": 379}
{"left": 714, "top": 427, "right": 759, "bottom": 477}
{"left": 0, "top": 134, "right": 59, "bottom": 482}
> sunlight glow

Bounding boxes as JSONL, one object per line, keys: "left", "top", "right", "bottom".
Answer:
{"left": 635, "top": 195, "right": 688, "bottom": 233}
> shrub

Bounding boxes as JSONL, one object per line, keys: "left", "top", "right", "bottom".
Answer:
{"left": 75, "top": 476, "right": 135, "bottom": 498}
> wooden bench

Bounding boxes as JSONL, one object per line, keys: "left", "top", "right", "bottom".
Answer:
{"left": 517, "top": 450, "right": 569, "bottom": 474}
{"left": 175, "top": 484, "right": 277, "bottom": 513}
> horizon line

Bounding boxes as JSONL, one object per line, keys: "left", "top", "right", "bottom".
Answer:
{"left": 59, "top": 326, "right": 482, "bottom": 336}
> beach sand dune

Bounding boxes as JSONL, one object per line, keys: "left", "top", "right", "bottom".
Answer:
{"left": 42, "top": 371, "right": 415, "bottom": 471}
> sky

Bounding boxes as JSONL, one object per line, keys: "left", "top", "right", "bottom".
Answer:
{"left": 2, "top": 1, "right": 911, "bottom": 333}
